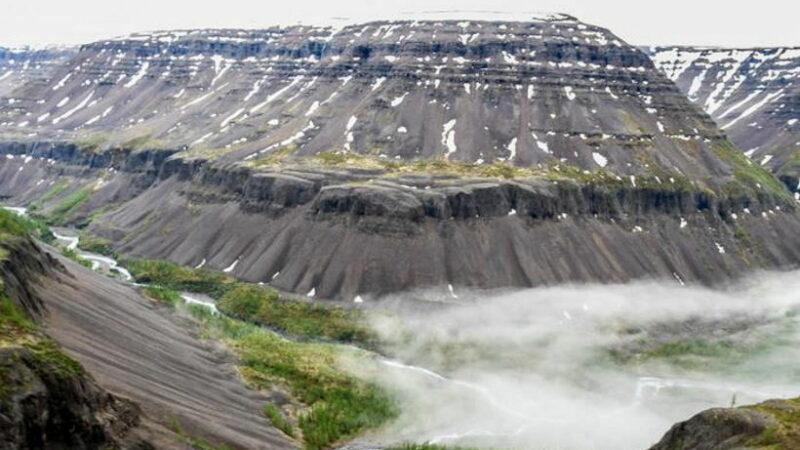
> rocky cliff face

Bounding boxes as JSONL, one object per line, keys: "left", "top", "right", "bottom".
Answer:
{"left": 0, "top": 15, "right": 739, "bottom": 181}
{"left": 649, "top": 47, "right": 800, "bottom": 193}
{"left": 0, "top": 16, "right": 798, "bottom": 301}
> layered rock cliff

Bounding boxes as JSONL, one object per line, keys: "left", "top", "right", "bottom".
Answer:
{"left": 0, "top": 15, "right": 798, "bottom": 300}
{"left": 0, "top": 15, "right": 737, "bottom": 178}
{"left": 0, "top": 46, "right": 75, "bottom": 96}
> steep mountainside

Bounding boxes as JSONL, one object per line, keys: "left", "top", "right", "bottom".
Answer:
{"left": 0, "top": 15, "right": 798, "bottom": 300}
{"left": 0, "top": 15, "right": 739, "bottom": 178}
{"left": 649, "top": 47, "right": 800, "bottom": 192}
{"left": 0, "top": 209, "right": 293, "bottom": 449}
{"left": 0, "top": 46, "right": 76, "bottom": 96}
{"left": 0, "top": 213, "right": 145, "bottom": 449}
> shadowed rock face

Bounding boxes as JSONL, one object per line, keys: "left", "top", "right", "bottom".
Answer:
{"left": 649, "top": 47, "right": 800, "bottom": 192}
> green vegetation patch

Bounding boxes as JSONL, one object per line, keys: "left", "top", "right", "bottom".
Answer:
{"left": 143, "top": 286, "right": 183, "bottom": 307}
{"left": 140, "top": 276, "right": 395, "bottom": 449}
{"left": 745, "top": 398, "right": 800, "bottom": 448}
{"left": 130, "top": 259, "right": 374, "bottom": 345}
{"left": 45, "top": 188, "right": 92, "bottom": 225}
{"left": 0, "top": 209, "right": 54, "bottom": 245}
{"left": 219, "top": 284, "right": 375, "bottom": 345}
{"left": 61, "top": 248, "right": 93, "bottom": 269}
{"left": 263, "top": 404, "right": 295, "bottom": 438}
{"left": 714, "top": 140, "right": 792, "bottom": 201}
{"left": 303, "top": 152, "right": 540, "bottom": 180}
{"left": 643, "top": 338, "right": 737, "bottom": 360}
{"left": 609, "top": 335, "right": 767, "bottom": 372}
{"left": 77, "top": 232, "right": 117, "bottom": 257}
{"left": 1, "top": 294, "right": 84, "bottom": 380}
{"left": 127, "top": 259, "right": 235, "bottom": 299}
{"left": 200, "top": 311, "right": 395, "bottom": 450}
{"left": 38, "top": 182, "right": 70, "bottom": 204}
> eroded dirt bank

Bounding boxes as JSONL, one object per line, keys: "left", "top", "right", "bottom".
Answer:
{"left": 38, "top": 252, "right": 293, "bottom": 450}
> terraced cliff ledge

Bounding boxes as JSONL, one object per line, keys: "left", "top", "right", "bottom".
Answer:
{"left": 0, "top": 16, "right": 799, "bottom": 300}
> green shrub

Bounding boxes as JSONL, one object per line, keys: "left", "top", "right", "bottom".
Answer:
{"left": 0, "top": 209, "right": 54, "bottom": 243}
{"left": 184, "top": 309, "right": 397, "bottom": 450}
{"left": 78, "top": 232, "right": 116, "bottom": 257}
{"left": 61, "top": 248, "right": 93, "bottom": 269}
{"left": 219, "top": 284, "right": 374, "bottom": 344}
{"left": 263, "top": 404, "right": 294, "bottom": 437}
{"left": 129, "top": 259, "right": 375, "bottom": 345}
{"left": 127, "top": 259, "right": 234, "bottom": 299}
{"left": 143, "top": 286, "right": 183, "bottom": 307}
{"left": 46, "top": 189, "right": 91, "bottom": 225}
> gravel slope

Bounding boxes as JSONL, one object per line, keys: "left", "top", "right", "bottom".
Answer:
{"left": 38, "top": 253, "right": 294, "bottom": 450}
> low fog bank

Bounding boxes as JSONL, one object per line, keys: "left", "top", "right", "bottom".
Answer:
{"left": 351, "top": 271, "right": 800, "bottom": 449}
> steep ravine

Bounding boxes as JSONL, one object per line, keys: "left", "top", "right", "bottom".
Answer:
{"left": 0, "top": 226, "right": 146, "bottom": 449}
{"left": 0, "top": 209, "right": 294, "bottom": 449}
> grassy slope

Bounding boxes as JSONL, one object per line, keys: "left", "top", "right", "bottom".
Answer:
{"left": 745, "top": 398, "right": 800, "bottom": 448}
{"left": 127, "top": 259, "right": 375, "bottom": 345}
{"left": 131, "top": 259, "right": 395, "bottom": 449}
{"left": 143, "top": 289, "right": 396, "bottom": 450}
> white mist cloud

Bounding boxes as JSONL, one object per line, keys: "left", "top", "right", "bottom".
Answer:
{"left": 349, "top": 271, "right": 800, "bottom": 449}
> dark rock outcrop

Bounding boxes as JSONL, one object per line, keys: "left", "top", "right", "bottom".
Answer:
{"left": 0, "top": 234, "right": 145, "bottom": 449}
{"left": 649, "top": 398, "right": 800, "bottom": 450}
{"left": 0, "top": 347, "right": 144, "bottom": 450}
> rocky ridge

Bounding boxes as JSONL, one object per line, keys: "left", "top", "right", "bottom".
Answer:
{"left": 649, "top": 397, "right": 800, "bottom": 450}
{"left": 0, "top": 16, "right": 735, "bottom": 180}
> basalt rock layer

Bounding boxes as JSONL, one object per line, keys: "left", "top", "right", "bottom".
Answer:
{"left": 0, "top": 15, "right": 742, "bottom": 178}
{"left": 0, "top": 15, "right": 798, "bottom": 300}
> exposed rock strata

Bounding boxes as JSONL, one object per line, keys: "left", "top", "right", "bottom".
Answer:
{"left": 0, "top": 17, "right": 798, "bottom": 300}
